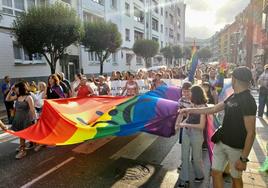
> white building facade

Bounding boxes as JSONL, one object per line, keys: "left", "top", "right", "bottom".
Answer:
{"left": 0, "top": 0, "right": 186, "bottom": 82}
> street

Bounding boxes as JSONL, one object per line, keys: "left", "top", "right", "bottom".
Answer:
{"left": 0, "top": 90, "right": 267, "bottom": 188}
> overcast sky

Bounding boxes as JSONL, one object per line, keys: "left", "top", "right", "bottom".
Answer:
{"left": 185, "top": 0, "right": 250, "bottom": 39}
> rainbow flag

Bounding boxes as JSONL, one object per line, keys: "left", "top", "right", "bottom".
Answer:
{"left": 188, "top": 43, "right": 198, "bottom": 83}
{"left": 218, "top": 78, "right": 233, "bottom": 102}
{"left": 7, "top": 86, "right": 181, "bottom": 145}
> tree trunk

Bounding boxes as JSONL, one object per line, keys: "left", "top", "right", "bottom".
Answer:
{"left": 50, "top": 58, "right": 56, "bottom": 74}
{"left": 50, "top": 65, "right": 56, "bottom": 74}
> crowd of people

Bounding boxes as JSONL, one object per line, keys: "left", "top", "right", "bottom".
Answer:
{"left": 0, "top": 62, "right": 265, "bottom": 188}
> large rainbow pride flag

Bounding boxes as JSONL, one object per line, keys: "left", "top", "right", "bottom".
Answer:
{"left": 7, "top": 86, "right": 181, "bottom": 145}
{"left": 4, "top": 83, "right": 234, "bottom": 163}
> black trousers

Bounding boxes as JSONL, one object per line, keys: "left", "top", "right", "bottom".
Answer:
{"left": 4, "top": 101, "right": 14, "bottom": 124}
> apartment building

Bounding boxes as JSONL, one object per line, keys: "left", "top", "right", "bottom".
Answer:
{"left": 0, "top": 0, "right": 186, "bottom": 82}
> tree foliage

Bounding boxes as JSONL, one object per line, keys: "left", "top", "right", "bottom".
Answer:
{"left": 172, "top": 45, "right": 183, "bottom": 60}
{"left": 183, "top": 46, "right": 192, "bottom": 60}
{"left": 197, "top": 47, "right": 212, "bottom": 62}
{"left": 133, "top": 39, "right": 159, "bottom": 68}
{"left": 82, "top": 21, "right": 122, "bottom": 75}
{"left": 160, "top": 46, "right": 173, "bottom": 66}
{"left": 13, "top": 3, "right": 81, "bottom": 74}
{"left": 161, "top": 46, "right": 173, "bottom": 59}
{"left": 160, "top": 45, "right": 182, "bottom": 66}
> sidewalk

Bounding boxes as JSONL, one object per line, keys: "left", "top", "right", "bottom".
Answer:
{"left": 242, "top": 116, "right": 268, "bottom": 187}
{"left": 241, "top": 90, "right": 268, "bottom": 187}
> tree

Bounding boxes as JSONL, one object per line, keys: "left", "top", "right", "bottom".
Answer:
{"left": 197, "top": 47, "right": 212, "bottom": 62}
{"left": 133, "top": 40, "right": 159, "bottom": 68}
{"left": 13, "top": 3, "right": 81, "bottom": 74}
{"left": 82, "top": 21, "right": 122, "bottom": 75}
{"left": 183, "top": 46, "right": 192, "bottom": 60}
{"left": 172, "top": 45, "right": 182, "bottom": 65}
{"left": 160, "top": 46, "right": 173, "bottom": 67}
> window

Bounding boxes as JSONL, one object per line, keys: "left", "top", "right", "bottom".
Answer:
{"left": 13, "top": 42, "right": 22, "bottom": 60}
{"left": 161, "top": 24, "right": 163, "bottom": 33}
{"left": 125, "top": 3, "right": 130, "bottom": 17}
{"left": 161, "top": 41, "right": 163, "bottom": 48}
{"left": 27, "top": 0, "right": 35, "bottom": 8}
{"left": 169, "top": 14, "right": 173, "bottom": 23}
{"left": 37, "top": 0, "right": 48, "bottom": 6}
{"left": 134, "top": 7, "right": 144, "bottom": 23}
{"left": 178, "top": 8, "right": 181, "bottom": 16}
{"left": 125, "top": 28, "right": 130, "bottom": 41}
{"left": 177, "top": 20, "right": 181, "bottom": 29}
{"left": 152, "top": 18, "right": 158, "bottom": 31}
{"left": 88, "top": 52, "right": 99, "bottom": 62}
{"left": 161, "top": 7, "right": 163, "bottom": 16}
{"left": 2, "top": 0, "right": 24, "bottom": 15}
{"left": 177, "top": 33, "right": 180, "bottom": 41}
{"left": 169, "top": 28, "right": 174, "bottom": 38}
{"left": 126, "top": 54, "right": 132, "bottom": 65}
{"left": 13, "top": 42, "right": 42, "bottom": 63}
{"left": 92, "top": 0, "right": 104, "bottom": 5}
{"left": 134, "top": 30, "right": 144, "bottom": 41}
{"left": 152, "top": 37, "right": 158, "bottom": 42}
{"left": 165, "top": 27, "right": 168, "bottom": 36}
{"left": 153, "top": 0, "right": 158, "bottom": 13}
{"left": 14, "top": 0, "right": 24, "bottom": 10}
{"left": 165, "top": 11, "right": 168, "bottom": 18}
{"left": 62, "top": 0, "right": 71, "bottom": 4}
{"left": 111, "top": 0, "right": 117, "bottom": 9}
{"left": 83, "top": 12, "right": 103, "bottom": 23}
{"left": 112, "top": 53, "right": 117, "bottom": 63}
{"left": 136, "top": 56, "right": 142, "bottom": 65}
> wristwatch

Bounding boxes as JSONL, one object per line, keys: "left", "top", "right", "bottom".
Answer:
{"left": 240, "top": 156, "right": 249, "bottom": 163}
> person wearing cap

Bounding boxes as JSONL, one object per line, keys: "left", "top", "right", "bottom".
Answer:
{"left": 180, "top": 66, "right": 257, "bottom": 188}
{"left": 257, "top": 64, "right": 268, "bottom": 117}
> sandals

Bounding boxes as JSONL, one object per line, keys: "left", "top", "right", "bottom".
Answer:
{"left": 0, "top": 120, "right": 7, "bottom": 131}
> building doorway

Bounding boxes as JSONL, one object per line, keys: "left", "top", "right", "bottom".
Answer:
{"left": 61, "top": 55, "right": 79, "bottom": 82}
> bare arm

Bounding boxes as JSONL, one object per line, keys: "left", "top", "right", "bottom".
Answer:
{"left": 180, "top": 102, "right": 225, "bottom": 115}
{"left": 135, "top": 82, "right": 139, "bottom": 95}
{"left": 241, "top": 116, "right": 256, "bottom": 158}
{"left": 5, "top": 89, "right": 17, "bottom": 102}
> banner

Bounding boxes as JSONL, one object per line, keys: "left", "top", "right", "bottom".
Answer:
{"left": 109, "top": 79, "right": 183, "bottom": 96}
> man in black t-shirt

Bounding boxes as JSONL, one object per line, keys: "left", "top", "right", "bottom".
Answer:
{"left": 181, "top": 66, "right": 257, "bottom": 188}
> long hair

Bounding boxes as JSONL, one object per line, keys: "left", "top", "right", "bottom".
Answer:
{"left": 191, "top": 85, "right": 208, "bottom": 105}
{"left": 15, "top": 81, "right": 29, "bottom": 96}
{"left": 48, "top": 74, "right": 60, "bottom": 87}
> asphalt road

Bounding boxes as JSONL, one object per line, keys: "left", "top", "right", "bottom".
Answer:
{"left": 0, "top": 131, "right": 211, "bottom": 188}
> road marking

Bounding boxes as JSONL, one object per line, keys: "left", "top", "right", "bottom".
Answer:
{"left": 161, "top": 141, "right": 181, "bottom": 170}
{"left": 110, "top": 133, "right": 158, "bottom": 160}
{"left": 20, "top": 157, "right": 75, "bottom": 188}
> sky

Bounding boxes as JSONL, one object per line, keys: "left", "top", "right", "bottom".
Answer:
{"left": 185, "top": 0, "right": 250, "bottom": 39}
